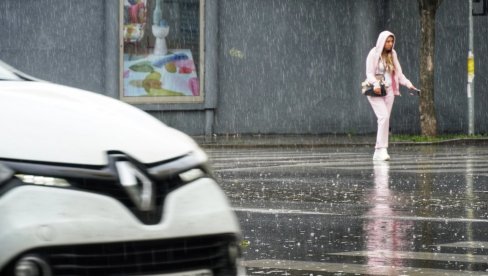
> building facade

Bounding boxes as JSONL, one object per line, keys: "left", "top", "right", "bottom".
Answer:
{"left": 1, "top": 0, "right": 487, "bottom": 135}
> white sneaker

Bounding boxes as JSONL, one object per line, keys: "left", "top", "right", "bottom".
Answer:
{"left": 373, "top": 148, "right": 390, "bottom": 161}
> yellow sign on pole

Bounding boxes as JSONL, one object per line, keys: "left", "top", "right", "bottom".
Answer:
{"left": 468, "top": 51, "right": 475, "bottom": 82}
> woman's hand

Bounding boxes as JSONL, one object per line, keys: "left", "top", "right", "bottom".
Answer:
{"left": 408, "top": 85, "right": 418, "bottom": 91}
{"left": 374, "top": 87, "right": 382, "bottom": 95}
{"left": 408, "top": 84, "right": 421, "bottom": 96}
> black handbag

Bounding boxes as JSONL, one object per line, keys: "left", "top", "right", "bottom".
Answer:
{"left": 361, "top": 75, "right": 387, "bottom": 97}
{"left": 363, "top": 84, "right": 386, "bottom": 97}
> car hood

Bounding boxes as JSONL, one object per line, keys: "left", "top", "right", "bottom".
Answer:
{"left": 0, "top": 81, "right": 202, "bottom": 165}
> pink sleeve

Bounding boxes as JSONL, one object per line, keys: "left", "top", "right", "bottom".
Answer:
{"left": 393, "top": 51, "right": 412, "bottom": 88}
{"left": 366, "top": 49, "right": 379, "bottom": 86}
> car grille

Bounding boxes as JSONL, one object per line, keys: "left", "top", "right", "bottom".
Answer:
{"left": 4, "top": 234, "right": 239, "bottom": 276}
{"left": 0, "top": 152, "right": 210, "bottom": 225}
{"left": 70, "top": 174, "right": 186, "bottom": 225}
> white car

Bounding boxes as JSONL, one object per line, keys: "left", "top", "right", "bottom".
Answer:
{"left": 0, "top": 60, "right": 242, "bottom": 276}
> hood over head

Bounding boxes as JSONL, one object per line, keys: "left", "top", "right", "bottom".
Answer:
{"left": 375, "top": 30, "right": 396, "bottom": 55}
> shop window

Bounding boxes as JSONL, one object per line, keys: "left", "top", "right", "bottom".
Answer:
{"left": 120, "top": 0, "right": 203, "bottom": 103}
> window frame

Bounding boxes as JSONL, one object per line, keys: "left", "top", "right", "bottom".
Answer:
{"left": 118, "top": 0, "right": 205, "bottom": 104}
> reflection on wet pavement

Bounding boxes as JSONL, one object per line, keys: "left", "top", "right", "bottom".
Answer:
{"left": 363, "top": 161, "right": 413, "bottom": 274}
{"left": 207, "top": 145, "right": 488, "bottom": 275}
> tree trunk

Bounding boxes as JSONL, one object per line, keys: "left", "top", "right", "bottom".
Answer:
{"left": 418, "top": 0, "right": 442, "bottom": 137}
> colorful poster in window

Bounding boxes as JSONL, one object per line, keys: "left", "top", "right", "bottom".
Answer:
{"left": 120, "top": 0, "right": 203, "bottom": 103}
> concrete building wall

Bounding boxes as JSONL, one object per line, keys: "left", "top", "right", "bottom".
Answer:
{"left": 0, "top": 0, "right": 486, "bottom": 135}
{"left": 0, "top": 0, "right": 106, "bottom": 93}
{"left": 215, "top": 0, "right": 380, "bottom": 134}
{"left": 473, "top": 3, "right": 488, "bottom": 134}
{"left": 215, "top": 0, "right": 488, "bottom": 135}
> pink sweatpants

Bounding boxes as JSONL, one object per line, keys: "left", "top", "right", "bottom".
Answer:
{"left": 367, "top": 89, "right": 395, "bottom": 149}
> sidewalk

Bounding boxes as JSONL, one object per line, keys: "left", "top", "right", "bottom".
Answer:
{"left": 193, "top": 134, "right": 488, "bottom": 148}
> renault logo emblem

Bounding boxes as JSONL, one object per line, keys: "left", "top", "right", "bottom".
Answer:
{"left": 115, "top": 161, "right": 155, "bottom": 211}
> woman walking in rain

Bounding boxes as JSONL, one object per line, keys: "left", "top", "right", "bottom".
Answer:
{"left": 365, "top": 30, "right": 418, "bottom": 161}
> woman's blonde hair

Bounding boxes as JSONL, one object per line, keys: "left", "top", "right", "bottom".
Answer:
{"left": 382, "top": 52, "right": 394, "bottom": 72}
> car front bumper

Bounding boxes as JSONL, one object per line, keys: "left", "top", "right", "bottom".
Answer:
{"left": 0, "top": 177, "right": 241, "bottom": 273}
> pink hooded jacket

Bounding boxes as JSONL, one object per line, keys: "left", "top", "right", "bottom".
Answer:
{"left": 366, "top": 30, "right": 412, "bottom": 96}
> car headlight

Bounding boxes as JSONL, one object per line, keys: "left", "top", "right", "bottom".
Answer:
{"left": 0, "top": 162, "right": 70, "bottom": 188}
{"left": 15, "top": 174, "right": 70, "bottom": 187}
{"left": 178, "top": 168, "right": 205, "bottom": 182}
{"left": 147, "top": 148, "right": 210, "bottom": 179}
{"left": 0, "top": 150, "right": 212, "bottom": 225}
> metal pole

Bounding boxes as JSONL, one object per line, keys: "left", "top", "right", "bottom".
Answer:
{"left": 468, "top": 0, "right": 475, "bottom": 135}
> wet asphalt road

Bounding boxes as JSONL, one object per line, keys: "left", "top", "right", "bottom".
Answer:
{"left": 205, "top": 145, "right": 488, "bottom": 275}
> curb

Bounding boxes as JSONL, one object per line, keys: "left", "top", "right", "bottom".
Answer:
{"left": 194, "top": 136, "right": 488, "bottom": 149}
{"left": 390, "top": 138, "right": 488, "bottom": 146}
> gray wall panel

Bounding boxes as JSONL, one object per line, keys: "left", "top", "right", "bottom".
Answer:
{"left": 149, "top": 110, "right": 206, "bottom": 134}
{"left": 473, "top": 6, "right": 488, "bottom": 134}
{"left": 215, "top": 0, "right": 380, "bottom": 134}
{"left": 435, "top": 0, "right": 469, "bottom": 133}
{"left": 0, "top": 0, "right": 105, "bottom": 93}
